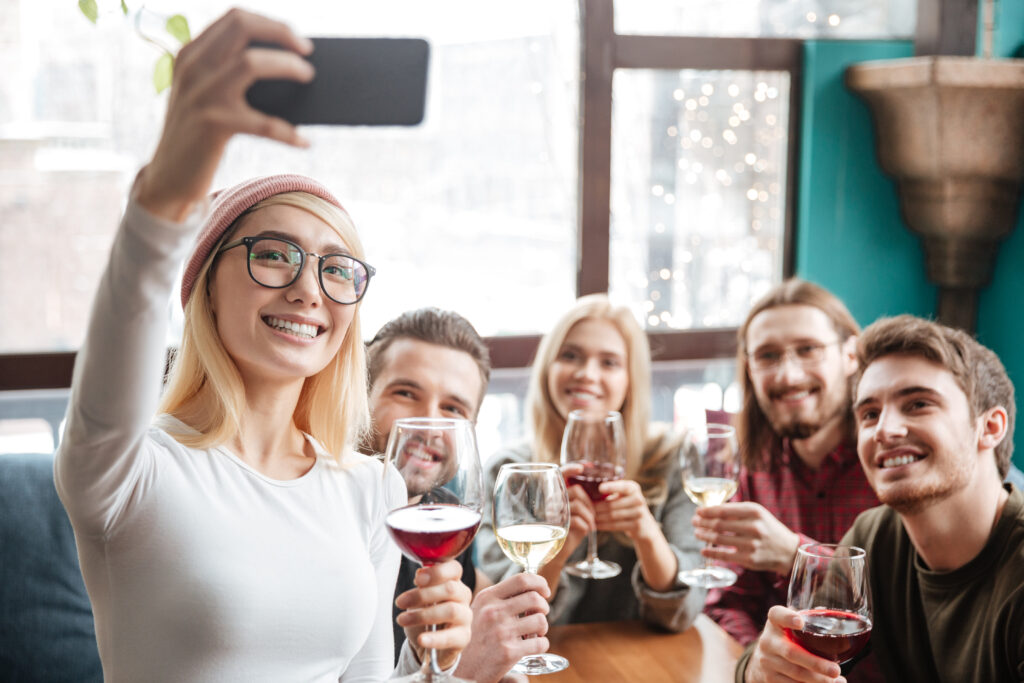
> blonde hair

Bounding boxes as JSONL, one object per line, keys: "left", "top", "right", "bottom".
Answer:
{"left": 158, "top": 191, "right": 370, "bottom": 460}
{"left": 526, "top": 295, "right": 672, "bottom": 501}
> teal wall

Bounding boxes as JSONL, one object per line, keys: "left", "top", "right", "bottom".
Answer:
{"left": 795, "top": 40, "right": 1024, "bottom": 467}
{"left": 977, "top": 0, "right": 1024, "bottom": 465}
{"left": 976, "top": 0, "right": 1024, "bottom": 58}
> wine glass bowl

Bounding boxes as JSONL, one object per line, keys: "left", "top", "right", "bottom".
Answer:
{"left": 383, "top": 418, "right": 484, "bottom": 682}
{"left": 786, "top": 544, "right": 872, "bottom": 664}
{"left": 493, "top": 462, "right": 571, "bottom": 675}
{"left": 679, "top": 423, "right": 740, "bottom": 588}
{"left": 559, "top": 409, "right": 627, "bottom": 580}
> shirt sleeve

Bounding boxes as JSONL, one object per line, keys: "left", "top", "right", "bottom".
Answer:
{"left": 54, "top": 179, "right": 201, "bottom": 539}
{"left": 632, "top": 444, "right": 705, "bottom": 632}
{"left": 342, "top": 464, "right": 405, "bottom": 681}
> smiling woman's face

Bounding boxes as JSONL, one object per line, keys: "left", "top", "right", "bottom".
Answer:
{"left": 546, "top": 317, "right": 629, "bottom": 420}
{"left": 208, "top": 203, "right": 356, "bottom": 390}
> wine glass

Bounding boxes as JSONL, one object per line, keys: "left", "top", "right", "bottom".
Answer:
{"left": 786, "top": 544, "right": 872, "bottom": 665}
{"left": 679, "top": 423, "right": 740, "bottom": 588}
{"left": 383, "top": 418, "right": 485, "bottom": 683}
{"left": 559, "top": 409, "right": 626, "bottom": 579}
{"left": 492, "top": 462, "right": 571, "bottom": 675}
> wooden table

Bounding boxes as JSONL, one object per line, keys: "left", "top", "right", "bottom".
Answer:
{"left": 528, "top": 615, "right": 744, "bottom": 683}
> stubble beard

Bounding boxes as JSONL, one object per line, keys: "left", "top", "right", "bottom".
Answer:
{"left": 876, "top": 448, "right": 974, "bottom": 515}
{"left": 762, "top": 376, "right": 852, "bottom": 442}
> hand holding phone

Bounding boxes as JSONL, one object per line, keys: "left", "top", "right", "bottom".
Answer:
{"left": 246, "top": 37, "right": 430, "bottom": 126}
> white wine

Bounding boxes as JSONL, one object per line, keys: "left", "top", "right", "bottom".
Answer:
{"left": 496, "top": 523, "right": 568, "bottom": 572}
{"left": 683, "top": 476, "right": 738, "bottom": 507}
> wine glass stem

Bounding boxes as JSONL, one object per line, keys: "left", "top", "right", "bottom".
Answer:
{"left": 702, "top": 540, "right": 715, "bottom": 571}
{"left": 426, "top": 624, "right": 443, "bottom": 678}
{"left": 585, "top": 529, "right": 599, "bottom": 564}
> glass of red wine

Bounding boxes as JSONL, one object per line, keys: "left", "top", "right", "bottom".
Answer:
{"left": 559, "top": 409, "right": 626, "bottom": 579}
{"left": 384, "top": 418, "right": 485, "bottom": 683}
{"left": 493, "top": 463, "right": 571, "bottom": 675}
{"left": 679, "top": 423, "right": 740, "bottom": 588}
{"left": 785, "top": 544, "right": 872, "bottom": 666}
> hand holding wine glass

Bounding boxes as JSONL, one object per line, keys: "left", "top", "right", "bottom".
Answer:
{"left": 492, "top": 462, "right": 571, "bottom": 676}
{"left": 785, "top": 544, "right": 872, "bottom": 665}
{"left": 559, "top": 410, "right": 626, "bottom": 579}
{"left": 679, "top": 423, "right": 740, "bottom": 588}
{"left": 384, "top": 418, "right": 485, "bottom": 683}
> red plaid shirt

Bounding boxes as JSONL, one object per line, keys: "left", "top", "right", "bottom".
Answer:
{"left": 703, "top": 438, "right": 879, "bottom": 645}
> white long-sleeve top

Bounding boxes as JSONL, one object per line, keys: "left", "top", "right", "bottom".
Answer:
{"left": 54, "top": 190, "right": 405, "bottom": 682}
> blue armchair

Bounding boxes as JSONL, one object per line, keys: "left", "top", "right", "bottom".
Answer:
{"left": 0, "top": 453, "right": 102, "bottom": 682}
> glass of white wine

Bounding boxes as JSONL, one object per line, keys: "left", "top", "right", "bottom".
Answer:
{"left": 492, "top": 462, "right": 571, "bottom": 676}
{"left": 679, "top": 423, "right": 740, "bottom": 589}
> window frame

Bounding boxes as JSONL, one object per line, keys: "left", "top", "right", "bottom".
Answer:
{"left": 0, "top": 0, "right": 801, "bottom": 390}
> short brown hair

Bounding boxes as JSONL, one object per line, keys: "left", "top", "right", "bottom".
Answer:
{"left": 366, "top": 308, "right": 491, "bottom": 415}
{"left": 737, "top": 279, "right": 860, "bottom": 468}
{"left": 855, "top": 315, "right": 1015, "bottom": 477}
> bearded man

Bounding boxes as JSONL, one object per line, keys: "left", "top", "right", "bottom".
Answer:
{"left": 694, "top": 279, "right": 879, "bottom": 646}
{"left": 740, "top": 314, "right": 1023, "bottom": 683}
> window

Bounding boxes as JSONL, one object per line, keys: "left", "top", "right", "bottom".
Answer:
{"left": 1, "top": 0, "right": 917, "bottom": 453}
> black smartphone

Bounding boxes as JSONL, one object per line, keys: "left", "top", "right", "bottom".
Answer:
{"left": 246, "top": 37, "right": 429, "bottom": 126}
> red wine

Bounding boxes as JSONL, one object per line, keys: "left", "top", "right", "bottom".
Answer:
{"left": 565, "top": 461, "right": 623, "bottom": 502}
{"left": 386, "top": 504, "right": 481, "bottom": 566}
{"left": 785, "top": 609, "right": 872, "bottom": 663}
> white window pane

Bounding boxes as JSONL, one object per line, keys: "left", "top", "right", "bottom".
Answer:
{"left": 609, "top": 69, "right": 789, "bottom": 331}
{"left": 0, "top": 0, "right": 579, "bottom": 352}
{"left": 615, "top": 0, "right": 916, "bottom": 38}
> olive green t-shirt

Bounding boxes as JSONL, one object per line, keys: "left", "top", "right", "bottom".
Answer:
{"left": 736, "top": 485, "right": 1024, "bottom": 683}
{"left": 840, "top": 484, "right": 1024, "bottom": 683}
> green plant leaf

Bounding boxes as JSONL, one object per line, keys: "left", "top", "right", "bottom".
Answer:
{"left": 153, "top": 52, "right": 174, "bottom": 93}
{"left": 165, "top": 15, "right": 191, "bottom": 45}
{"left": 121, "top": 0, "right": 128, "bottom": 15}
{"left": 79, "top": 0, "right": 99, "bottom": 24}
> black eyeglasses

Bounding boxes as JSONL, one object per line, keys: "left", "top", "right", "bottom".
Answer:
{"left": 218, "top": 235, "right": 375, "bottom": 305}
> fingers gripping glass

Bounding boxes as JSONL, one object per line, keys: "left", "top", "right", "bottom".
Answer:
{"left": 493, "top": 463, "right": 571, "bottom": 675}
{"left": 786, "top": 544, "right": 872, "bottom": 665}
{"left": 559, "top": 410, "right": 627, "bottom": 580}
{"left": 218, "top": 236, "right": 375, "bottom": 304}
{"left": 382, "top": 418, "right": 484, "bottom": 683}
{"left": 679, "top": 423, "right": 740, "bottom": 589}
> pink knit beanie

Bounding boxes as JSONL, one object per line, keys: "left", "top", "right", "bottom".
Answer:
{"left": 179, "top": 174, "right": 348, "bottom": 309}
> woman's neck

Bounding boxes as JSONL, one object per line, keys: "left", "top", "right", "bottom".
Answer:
{"left": 231, "top": 377, "right": 315, "bottom": 479}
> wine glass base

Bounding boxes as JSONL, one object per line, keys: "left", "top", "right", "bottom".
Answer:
{"left": 510, "top": 653, "right": 570, "bottom": 675}
{"left": 679, "top": 566, "right": 737, "bottom": 589}
{"left": 563, "top": 558, "right": 622, "bottom": 579}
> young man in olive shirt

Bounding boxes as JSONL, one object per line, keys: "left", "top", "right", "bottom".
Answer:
{"left": 740, "top": 315, "right": 1024, "bottom": 683}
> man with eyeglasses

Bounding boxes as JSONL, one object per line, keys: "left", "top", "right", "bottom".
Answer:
{"left": 693, "top": 279, "right": 879, "bottom": 648}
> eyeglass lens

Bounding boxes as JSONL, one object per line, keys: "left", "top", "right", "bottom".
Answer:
{"left": 247, "top": 238, "right": 369, "bottom": 304}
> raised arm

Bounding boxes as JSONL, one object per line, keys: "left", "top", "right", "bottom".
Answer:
{"left": 54, "top": 9, "right": 317, "bottom": 535}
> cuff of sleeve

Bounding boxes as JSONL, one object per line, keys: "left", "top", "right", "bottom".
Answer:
{"left": 393, "top": 641, "right": 462, "bottom": 679}
{"left": 735, "top": 643, "right": 755, "bottom": 683}
{"left": 630, "top": 562, "right": 704, "bottom": 633}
